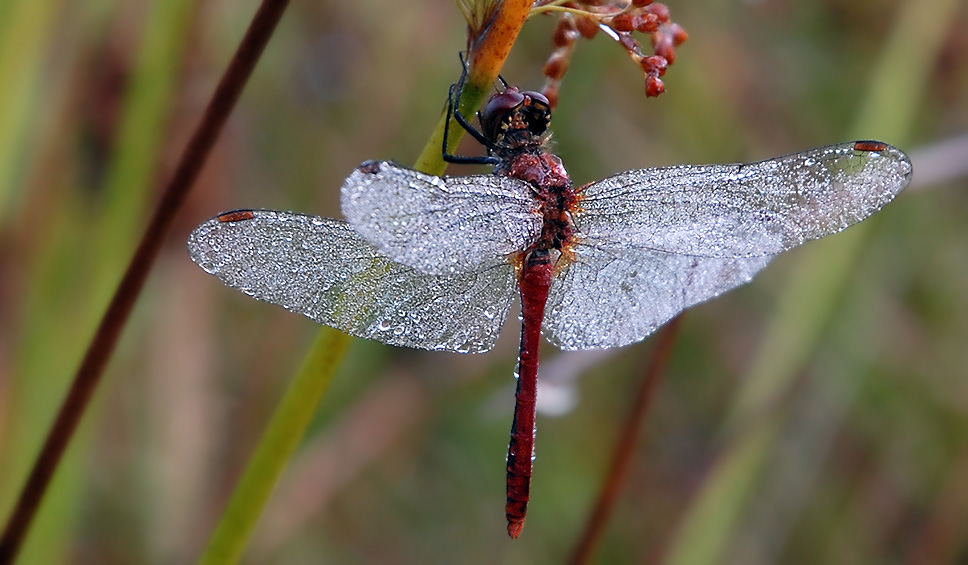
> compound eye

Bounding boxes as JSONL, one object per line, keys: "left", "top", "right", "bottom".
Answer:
{"left": 480, "top": 87, "right": 525, "bottom": 143}
{"left": 519, "top": 91, "right": 552, "bottom": 136}
{"left": 482, "top": 87, "right": 525, "bottom": 122}
{"left": 521, "top": 90, "right": 550, "bottom": 109}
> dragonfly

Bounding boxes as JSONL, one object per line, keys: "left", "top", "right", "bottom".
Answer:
{"left": 188, "top": 81, "right": 912, "bottom": 538}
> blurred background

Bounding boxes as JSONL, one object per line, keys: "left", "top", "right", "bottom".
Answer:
{"left": 1, "top": 0, "right": 966, "bottom": 563}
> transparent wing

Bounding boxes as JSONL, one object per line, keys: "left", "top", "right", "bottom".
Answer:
{"left": 188, "top": 210, "right": 517, "bottom": 353}
{"left": 341, "top": 160, "right": 542, "bottom": 275}
{"left": 543, "top": 245, "right": 773, "bottom": 350}
{"left": 576, "top": 141, "right": 912, "bottom": 257}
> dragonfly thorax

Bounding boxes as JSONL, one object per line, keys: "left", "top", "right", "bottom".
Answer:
{"left": 507, "top": 152, "right": 570, "bottom": 191}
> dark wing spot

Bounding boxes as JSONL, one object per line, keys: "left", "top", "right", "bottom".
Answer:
{"left": 217, "top": 210, "right": 256, "bottom": 222}
{"left": 359, "top": 160, "right": 382, "bottom": 174}
{"left": 853, "top": 140, "right": 888, "bottom": 152}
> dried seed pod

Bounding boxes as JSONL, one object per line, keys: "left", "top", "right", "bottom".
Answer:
{"left": 537, "top": 0, "right": 687, "bottom": 105}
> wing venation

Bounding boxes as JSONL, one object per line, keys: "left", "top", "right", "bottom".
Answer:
{"left": 341, "top": 161, "right": 542, "bottom": 275}
{"left": 188, "top": 210, "right": 517, "bottom": 353}
{"left": 576, "top": 141, "right": 912, "bottom": 257}
{"left": 543, "top": 244, "right": 772, "bottom": 350}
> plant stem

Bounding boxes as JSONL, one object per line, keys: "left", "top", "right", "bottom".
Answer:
{"left": 0, "top": 1, "right": 290, "bottom": 563}
{"left": 198, "top": 1, "right": 537, "bottom": 560}
{"left": 414, "top": 0, "right": 533, "bottom": 175}
{"left": 199, "top": 329, "right": 350, "bottom": 565}
{"left": 569, "top": 317, "right": 682, "bottom": 565}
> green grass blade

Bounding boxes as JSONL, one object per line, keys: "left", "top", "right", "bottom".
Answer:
{"left": 94, "top": 0, "right": 197, "bottom": 284}
{"left": 199, "top": 328, "right": 351, "bottom": 565}
{"left": 663, "top": 0, "right": 961, "bottom": 563}
{"left": 1, "top": 0, "right": 196, "bottom": 561}
{"left": 0, "top": 0, "right": 56, "bottom": 220}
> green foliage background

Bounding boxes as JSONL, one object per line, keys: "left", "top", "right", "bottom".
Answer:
{"left": 1, "top": 0, "right": 966, "bottom": 563}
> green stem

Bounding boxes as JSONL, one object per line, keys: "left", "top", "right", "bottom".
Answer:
{"left": 199, "top": 329, "right": 351, "bottom": 565}
{"left": 200, "top": 1, "right": 535, "bottom": 561}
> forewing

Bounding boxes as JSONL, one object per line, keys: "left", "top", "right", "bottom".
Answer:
{"left": 341, "top": 161, "right": 542, "bottom": 275}
{"left": 188, "top": 210, "right": 517, "bottom": 353}
{"left": 543, "top": 245, "right": 772, "bottom": 350}
{"left": 577, "top": 141, "right": 912, "bottom": 257}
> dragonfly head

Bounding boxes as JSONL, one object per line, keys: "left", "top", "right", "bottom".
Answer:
{"left": 480, "top": 87, "right": 552, "bottom": 149}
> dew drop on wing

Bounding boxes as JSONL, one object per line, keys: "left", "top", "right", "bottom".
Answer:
{"left": 340, "top": 161, "right": 543, "bottom": 276}
{"left": 186, "top": 210, "right": 519, "bottom": 353}
{"left": 570, "top": 141, "right": 911, "bottom": 260}
{"left": 543, "top": 141, "right": 910, "bottom": 350}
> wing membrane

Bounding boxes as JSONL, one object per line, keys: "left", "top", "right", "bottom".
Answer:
{"left": 188, "top": 210, "right": 517, "bottom": 353}
{"left": 576, "top": 142, "right": 912, "bottom": 257}
{"left": 543, "top": 245, "right": 772, "bottom": 350}
{"left": 341, "top": 161, "right": 542, "bottom": 275}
